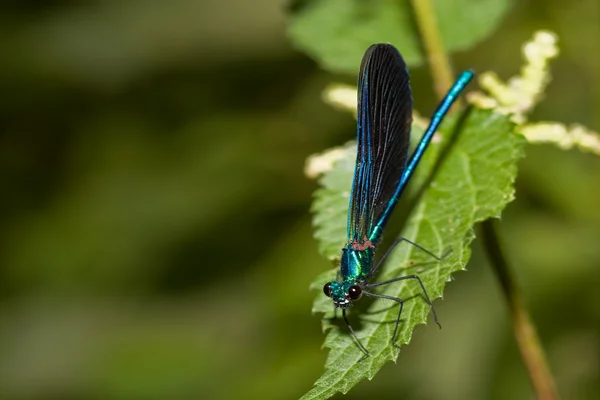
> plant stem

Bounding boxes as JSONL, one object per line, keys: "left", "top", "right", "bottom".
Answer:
{"left": 481, "top": 220, "right": 560, "bottom": 400}
{"left": 410, "top": 0, "right": 454, "bottom": 97}
{"left": 410, "top": 1, "right": 561, "bottom": 399}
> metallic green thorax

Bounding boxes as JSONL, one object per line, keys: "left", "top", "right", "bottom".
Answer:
{"left": 327, "top": 245, "right": 375, "bottom": 307}
{"left": 341, "top": 246, "right": 374, "bottom": 283}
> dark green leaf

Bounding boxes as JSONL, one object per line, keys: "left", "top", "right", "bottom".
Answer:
{"left": 288, "top": 0, "right": 511, "bottom": 73}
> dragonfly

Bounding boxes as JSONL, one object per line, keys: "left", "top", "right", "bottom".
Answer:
{"left": 322, "top": 43, "right": 474, "bottom": 355}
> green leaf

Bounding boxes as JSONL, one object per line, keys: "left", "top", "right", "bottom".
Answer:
{"left": 303, "top": 108, "right": 525, "bottom": 399}
{"left": 311, "top": 143, "right": 356, "bottom": 261}
{"left": 288, "top": 0, "right": 511, "bottom": 73}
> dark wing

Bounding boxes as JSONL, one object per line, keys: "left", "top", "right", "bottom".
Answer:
{"left": 347, "top": 44, "right": 413, "bottom": 243}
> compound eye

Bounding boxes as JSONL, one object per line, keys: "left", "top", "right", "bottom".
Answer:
{"left": 323, "top": 282, "right": 333, "bottom": 297}
{"left": 348, "top": 285, "right": 362, "bottom": 300}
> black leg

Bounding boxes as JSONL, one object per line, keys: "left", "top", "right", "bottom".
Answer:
{"left": 362, "top": 291, "right": 404, "bottom": 349}
{"left": 365, "top": 274, "right": 441, "bottom": 329}
{"left": 369, "top": 237, "right": 451, "bottom": 278}
{"left": 342, "top": 308, "right": 370, "bottom": 357}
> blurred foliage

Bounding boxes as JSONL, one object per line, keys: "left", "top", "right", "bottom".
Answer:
{"left": 0, "top": 1, "right": 598, "bottom": 400}
{"left": 288, "top": 0, "right": 509, "bottom": 73}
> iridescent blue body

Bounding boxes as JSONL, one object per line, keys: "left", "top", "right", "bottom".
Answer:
{"left": 327, "top": 247, "right": 375, "bottom": 306}
{"left": 322, "top": 43, "right": 473, "bottom": 354}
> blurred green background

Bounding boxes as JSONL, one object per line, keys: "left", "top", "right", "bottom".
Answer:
{"left": 0, "top": 1, "right": 598, "bottom": 399}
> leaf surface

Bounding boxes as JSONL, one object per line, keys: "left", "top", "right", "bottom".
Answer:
{"left": 304, "top": 108, "right": 525, "bottom": 399}
{"left": 288, "top": 0, "right": 510, "bottom": 73}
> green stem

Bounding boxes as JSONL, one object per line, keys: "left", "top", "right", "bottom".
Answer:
{"left": 410, "top": 0, "right": 454, "bottom": 97}
{"left": 410, "top": 2, "right": 561, "bottom": 399}
{"left": 481, "top": 220, "right": 560, "bottom": 400}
